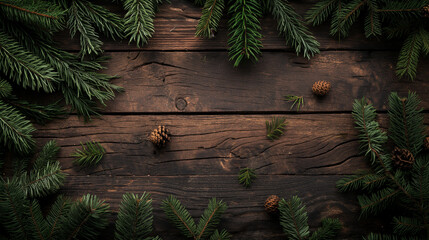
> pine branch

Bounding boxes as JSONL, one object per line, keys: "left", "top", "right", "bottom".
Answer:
{"left": 28, "top": 200, "right": 49, "bottom": 240}
{"left": 45, "top": 196, "right": 72, "bottom": 240}
{"left": 358, "top": 188, "right": 400, "bottom": 219}
{"left": 266, "top": 117, "right": 286, "bottom": 140}
{"left": 388, "top": 92, "right": 424, "bottom": 156}
{"left": 309, "top": 218, "right": 342, "bottom": 240}
{"left": 227, "top": 0, "right": 263, "bottom": 67}
{"left": 331, "top": 0, "right": 366, "bottom": 38}
{"left": 0, "top": 179, "right": 32, "bottom": 239}
{"left": 267, "top": 0, "right": 320, "bottom": 59}
{"left": 72, "top": 141, "right": 105, "bottom": 167}
{"left": 123, "top": 0, "right": 157, "bottom": 47}
{"left": 209, "top": 229, "right": 231, "bottom": 240}
{"left": 161, "top": 195, "right": 197, "bottom": 239}
{"left": 60, "top": 194, "right": 110, "bottom": 240}
{"left": 396, "top": 31, "right": 422, "bottom": 80}
{"left": 0, "top": 0, "right": 64, "bottom": 31}
{"left": 0, "top": 100, "right": 35, "bottom": 155}
{"left": 238, "top": 168, "right": 256, "bottom": 188}
{"left": 6, "top": 97, "right": 66, "bottom": 125}
{"left": 305, "top": 0, "right": 338, "bottom": 26}
{"left": 0, "top": 79, "right": 12, "bottom": 98}
{"left": 364, "top": 0, "right": 382, "bottom": 38}
{"left": 196, "top": 0, "right": 225, "bottom": 38}
{"left": 17, "top": 161, "right": 66, "bottom": 198}
{"left": 196, "top": 198, "right": 227, "bottom": 239}
{"left": 115, "top": 192, "right": 154, "bottom": 240}
{"left": 278, "top": 196, "right": 310, "bottom": 240}
{"left": 284, "top": 95, "right": 304, "bottom": 111}
{"left": 392, "top": 216, "right": 425, "bottom": 236}
{"left": 0, "top": 30, "right": 57, "bottom": 92}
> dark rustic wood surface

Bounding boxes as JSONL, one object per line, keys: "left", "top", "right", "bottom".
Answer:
{"left": 34, "top": 0, "right": 429, "bottom": 239}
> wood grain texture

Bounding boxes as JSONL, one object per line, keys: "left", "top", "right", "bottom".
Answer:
{"left": 100, "top": 51, "right": 429, "bottom": 113}
{"left": 55, "top": 0, "right": 399, "bottom": 51}
{"left": 62, "top": 175, "right": 382, "bottom": 240}
{"left": 33, "top": 114, "right": 407, "bottom": 177}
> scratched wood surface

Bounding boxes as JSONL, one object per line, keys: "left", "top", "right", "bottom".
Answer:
{"left": 34, "top": 0, "right": 429, "bottom": 239}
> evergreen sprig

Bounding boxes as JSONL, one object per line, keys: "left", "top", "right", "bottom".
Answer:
{"left": 0, "top": 79, "right": 12, "bottom": 98}
{"left": 306, "top": 0, "right": 429, "bottom": 80}
{"left": 238, "top": 167, "right": 256, "bottom": 188}
{"left": 161, "top": 195, "right": 229, "bottom": 240}
{"left": 196, "top": 0, "right": 225, "bottom": 38}
{"left": 115, "top": 192, "right": 159, "bottom": 240}
{"left": 338, "top": 92, "right": 428, "bottom": 238}
{"left": 278, "top": 195, "right": 341, "bottom": 240}
{"left": 72, "top": 141, "right": 105, "bottom": 167}
{"left": 227, "top": 0, "right": 263, "bottom": 67}
{"left": 266, "top": 117, "right": 287, "bottom": 140}
{"left": 284, "top": 95, "right": 304, "bottom": 111}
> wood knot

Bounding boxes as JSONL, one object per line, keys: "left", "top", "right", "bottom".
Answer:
{"left": 175, "top": 97, "right": 187, "bottom": 111}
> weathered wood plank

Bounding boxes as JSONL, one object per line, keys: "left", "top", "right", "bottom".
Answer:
{"left": 62, "top": 175, "right": 379, "bottom": 239}
{"left": 55, "top": 0, "right": 399, "bottom": 51}
{"left": 100, "top": 51, "right": 429, "bottom": 113}
{"left": 34, "top": 114, "right": 413, "bottom": 177}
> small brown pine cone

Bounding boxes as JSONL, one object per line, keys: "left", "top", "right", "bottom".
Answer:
{"left": 423, "top": 5, "right": 429, "bottom": 18}
{"left": 391, "top": 147, "right": 415, "bottom": 169}
{"left": 312, "top": 81, "right": 331, "bottom": 96}
{"left": 424, "top": 137, "right": 429, "bottom": 151}
{"left": 264, "top": 195, "right": 280, "bottom": 214}
{"left": 149, "top": 125, "right": 171, "bottom": 148}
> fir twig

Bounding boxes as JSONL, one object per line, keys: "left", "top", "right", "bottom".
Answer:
{"left": 196, "top": 0, "right": 225, "bottom": 38}
{"left": 284, "top": 95, "right": 304, "bottom": 111}
{"left": 238, "top": 168, "right": 256, "bottom": 188}
{"left": 72, "top": 141, "right": 105, "bottom": 167}
{"left": 278, "top": 196, "right": 310, "bottom": 239}
{"left": 161, "top": 195, "right": 197, "bottom": 239}
{"left": 266, "top": 117, "right": 286, "bottom": 140}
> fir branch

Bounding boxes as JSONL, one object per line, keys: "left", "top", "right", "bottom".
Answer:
{"left": 0, "top": 100, "right": 35, "bottom": 155}
{"left": 123, "top": 0, "right": 157, "bottom": 47}
{"left": 396, "top": 31, "right": 422, "bottom": 80}
{"left": 115, "top": 192, "right": 154, "bottom": 240}
{"left": 161, "top": 195, "right": 197, "bottom": 239}
{"left": 278, "top": 196, "right": 310, "bottom": 240}
{"left": 18, "top": 161, "right": 66, "bottom": 198}
{"left": 209, "top": 229, "right": 231, "bottom": 240}
{"left": 6, "top": 97, "right": 66, "bottom": 125}
{"left": 266, "top": 0, "right": 320, "bottom": 59}
{"left": 196, "top": 0, "right": 225, "bottom": 38}
{"left": 266, "top": 117, "right": 286, "bottom": 140}
{"left": 227, "top": 0, "right": 263, "bottom": 67}
{"left": 309, "top": 218, "right": 342, "bottom": 240}
{"left": 364, "top": 0, "right": 382, "bottom": 38}
{"left": 196, "top": 198, "right": 227, "bottom": 239}
{"left": 358, "top": 188, "right": 400, "bottom": 219}
{"left": 45, "top": 196, "right": 72, "bottom": 240}
{"left": 331, "top": 0, "right": 366, "bottom": 38}
{"left": 305, "top": 0, "right": 338, "bottom": 26}
{"left": 284, "top": 95, "right": 304, "bottom": 111}
{"left": 72, "top": 141, "right": 105, "bottom": 167}
{"left": 238, "top": 168, "right": 256, "bottom": 188}
{"left": 0, "top": 0, "right": 64, "bottom": 31}
{"left": 392, "top": 216, "right": 425, "bottom": 236}
{"left": 0, "top": 30, "right": 57, "bottom": 92}
{"left": 28, "top": 200, "right": 49, "bottom": 240}
{"left": 0, "top": 79, "right": 12, "bottom": 98}
{"left": 60, "top": 194, "right": 110, "bottom": 240}
{"left": 388, "top": 92, "right": 424, "bottom": 156}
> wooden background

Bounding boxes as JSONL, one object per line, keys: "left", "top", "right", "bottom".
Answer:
{"left": 35, "top": 0, "right": 429, "bottom": 239}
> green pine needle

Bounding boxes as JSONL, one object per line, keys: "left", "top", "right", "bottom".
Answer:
{"left": 196, "top": 0, "right": 225, "bottom": 39}
{"left": 309, "top": 218, "right": 342, "bottom": 240}
{"left": 279, "top": 196, "right": 310, "bottom": 239}
{"left": 161, "top": 195, "right": 197, "bottom": 239}
{"left": 396, "top": 30, "right": 423, "bottom": 80}
{"left": 228, "top": 0, "right": 263, "bottom": 67}
{"left": 284, "top": 95, "right": 304, "bottom": 111}
{"left": 266, "top": 117, "right": 287, "bottom": 140}
{"left": 72, "top": 141, "right": 105, "bottom": 167}
{"left": 209, "top": 229, "right": 231, "bottom": 240}
{"left": 0, "top": 79, "right": 12, "bottom": 98}
{"left": 45, "top": 195, "right": 72, "bottom": 239}
{"left": 123, "top": 0, "right": 158, "bottom": 48}
{"left": 115, "top": 192, "right": 154, "bottom": 240}
{"left": 238, "top": 168, "right": 256, "bottom": 188}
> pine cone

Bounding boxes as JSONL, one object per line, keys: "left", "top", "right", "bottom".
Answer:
{"left": 424, "top": 136, "right": 429, "bottom": 151}
{"left": 391, "top": 147, "right": 415, "bottom": 169}
{"left": 149, "top": 126, "right": 171, "bottom": 148}
{"left": 312, "top": 81, "right": 331, "bottom": 96}
{"left": 264, "top": 195, "right": 280, "bottom": 214}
